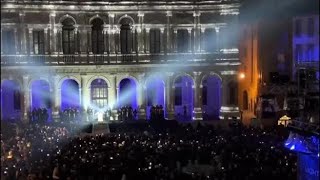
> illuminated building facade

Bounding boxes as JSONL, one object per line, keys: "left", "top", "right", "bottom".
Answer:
{"left": 1, "top": 0, "right": 241, "bottom": 122}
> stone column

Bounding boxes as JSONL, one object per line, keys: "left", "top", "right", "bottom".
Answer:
{"left": 14, "top": 28, "right": 19, "bottom": 54}
{"left": 28, "top": 28, "right": 33, "bottom": 54}
{"left": 49, "top": 13, "right": 56, "bottom": 54}
{"left": 22, "top": 76, "right": 30, "bottom": 123}
{"left": 193, "top": 12, "right": 201, "bottom": 53}
{"left": 166, "top": 12, "right": 172, "bottom": 53}
{"left": 19, "top": 12, "right": 27, "bottom": 54}
{"left": 200, "top": 28, "right": 205, "bottom": 52}
{"left": 74, "top": 26, "right": 79, "bottom": 54}
{"left": 145, "top": 28, "right": 150, "bottom": 53}
{"left": 165, "top": 73, "right": 175, "bottom": 120}
{"left": 56, "top": 25, "right": 63, "bottom": 54}
{"left": 103, "top": 25, "right": 108, "bottom": 54}
{"left": 87, "top": 27, "right": 93, "bottom": 54}
{"left": 51, "top": 76, "right": 60, "bottom": 121}
{"left": 137, "top": 74, "right": 146, "bottom": 120}
{"left": 193, "top": 72, "right": 203, "bottom": 120}
{"left": 138, "top": 13, "right": 144, "bottom": 53}
{"left": 108, "top": 13, "right": 115, "bottom": 54}
{"left": 173, "top": 29, "right": 178, "bottom": 53}
{"left": 107, "top": 75, "right": 117, "bottom": 110}
{"left": 80, "top": 27, "right": 88, "bottom": 54}
{"left": 1, "top": 29, "right": 3, "bottom": 54}
{"left": 81, "top": 75, "right": 90, "bottom": 110}
{"left": 187, "top": 28, "right": 192, "bottom": 53}
{"left": 160, "top": 28, "right": 164, "bottom": 53}
{"left": 215, "top": 27, "right": 220, "bottom": 52}
{"left": 44, "top": 28, "right": 49, "bottom": 54}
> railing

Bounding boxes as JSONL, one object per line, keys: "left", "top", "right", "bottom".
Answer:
{"left": 1, "top": 52, "right": 239, "bottom": 66}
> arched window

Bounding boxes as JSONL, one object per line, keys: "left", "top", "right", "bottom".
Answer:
{"left": 91, "top": 18, "right": 104, "bottom": 54}
{"left": 91, "top": 79, "right": 108, "bottom": 108}
{"left": 243, "top": 91, "right": 248, "bottom": 110}
{"left": 62, "top": 18, "right": 75, "bottom": 54}
{"left": 120, "top": 18, "right": 133, "bottom": 54}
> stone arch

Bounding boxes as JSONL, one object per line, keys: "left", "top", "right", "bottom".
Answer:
{"left": 86, "top": 75, "right": 111, "bottom": 90}
{"left": 118, "top": 14, "right": 135, "bottom": 25}
{"left": 172, "top": 72, "right": 195, "bottom": 88}
{"left": 144, "top": 73, "right": 165, "bottom": 87}
{"left": 89, "top": 15, "right": 106, "bottom": 25}
{"left": 58, "top": 14, "right": 77, "bottom": 25}
{"left": 1, "top": 79, "right": 22, "bottom": 121}
{"left": 28, "top": 77, "right": 51, "bottom": 91}
{"left": 1, "top": 77, "right": 22, "bottom": 89}
{"left": 200, "top": 72, "right": 222, "bottom": 85}
{"left": 117, "top": 75, "right": 138, "bottom": 88}
{"left": 58, "top": 75, "right": 81, "bottom": 90}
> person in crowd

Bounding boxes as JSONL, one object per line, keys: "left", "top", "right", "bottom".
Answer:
{"left": 1, "top": 118, "right": 297, "bottom": 180}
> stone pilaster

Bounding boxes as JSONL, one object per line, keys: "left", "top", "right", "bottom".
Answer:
{"left": 219, "top": 76, "right": 240, "bottom": 120}
{"left": 81, "top": 75, "right": 90, "bottom": 110}
{"left": 188, "top": 28, "right": 192, "bottom": 53}
{"left": 200, "top": 28, "right": 205, "bottom": 52}
{"left": 165, "top": 73, "right": 175, "bottom": 120}
{"left": 14, "top": 28, "right": 19, "bottom": 54}
{"left": 160, "top": 28, "right": 164, "bottom": 53}
{"left": 173, "top": 29, "right": 178, "bottom": 53}
{"left": 137, "top": 73, "right": 146, "bottom": 120}
{"left": 52, "top": 76, "right": 60, "bottom": 121}
{"left": 215, "top": 27, "right": 220, "bottom": 52}
{"left": 19, "top": 12, "right": 27, "bottom": 54}
{"left": 145, "top": 28, "right": 150, "bottom": 53}
{"left": 28, "top": 28, "right": 33, "bottom": 54}
{"left": 166, "top": 12, "right": 172, "bottom": 53}
{"left": 193, "top": 12, "right": 201, "bottom": 53}
{"left": 22, "top": 76, "right": 30, "bottom": 123}
{"left": 193, "top": 72, "right": 203, "bottom": 120}
{"left": 138, "top": 13, "right": 144, "bottom": 53}
{"left": 44, "top": 28, "right": 49, "bottom": 54}
{"left": 49, "top": 13, "right": 56, "bottom": 54}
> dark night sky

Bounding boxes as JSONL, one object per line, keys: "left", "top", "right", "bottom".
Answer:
{"left": 240, "top": 0, "right": 319, "bottom": 22}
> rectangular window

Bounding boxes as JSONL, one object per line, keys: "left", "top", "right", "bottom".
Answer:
{"left": 150, "top": 29, "right": 160, "bottom": 53}
{"left": 33, "top": 30, "right": 45, "bottom": 54}
{"left": 177, "top": 29, "right": 189, "bottom": 53}
{"left": 175, "top": 87, "right": 182, "bottom": 106}
{"left": 307, "top": 18, "right": 314, "bottom": 36}
{"left": 120, "top": 27, "right": 132, "bottom": 54}
{"left": 295, "top": 19, "right": 302, "bottom": 36}
{"left": 307, "top": 44, "right": 314, "bottom": 61}
{"left": 2, "top": 30, "right": 15, "bottom": 54}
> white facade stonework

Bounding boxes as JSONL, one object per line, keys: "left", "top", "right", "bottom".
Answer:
{"left": 1, "top": 0, "right": 241, "bottom": 122}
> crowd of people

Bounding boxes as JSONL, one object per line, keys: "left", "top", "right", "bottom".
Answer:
{"left": 28, "top": 108, "right": 49, "bottom": 124}
{"left": 150, "top": 105, "right": 165, "bottom": 121}
{"left": 60, "top": 108, "right": 81, "bottom": 122}
{"left": 118, "top": 106, "right": 138, "bottom": 121}
{"left": 1, "top": 119, "right": 297, "bottom": 180}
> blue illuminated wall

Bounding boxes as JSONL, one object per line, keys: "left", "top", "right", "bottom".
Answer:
{"left": 119, "top": 78, "right": 137, "bottom": 110}
{"left": 174, "top": 76, "right": 194, "bottom": 121}
{"left": 298, "top": 154, "right": 319, "bottom": 180}
{"left": 202, "top": 75, "right": 221, "bottom": 120}
{"left": 31, "top": 80, "right": 52, "bottom": 121}
{"left": 61, "top": 79, "right": 80, "bottom": 110}
{"left": 146, "top": 78, "right": 165, "bottom": 119}
{"left": 1, "top": 80, "right": 21, "bottom": 121}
